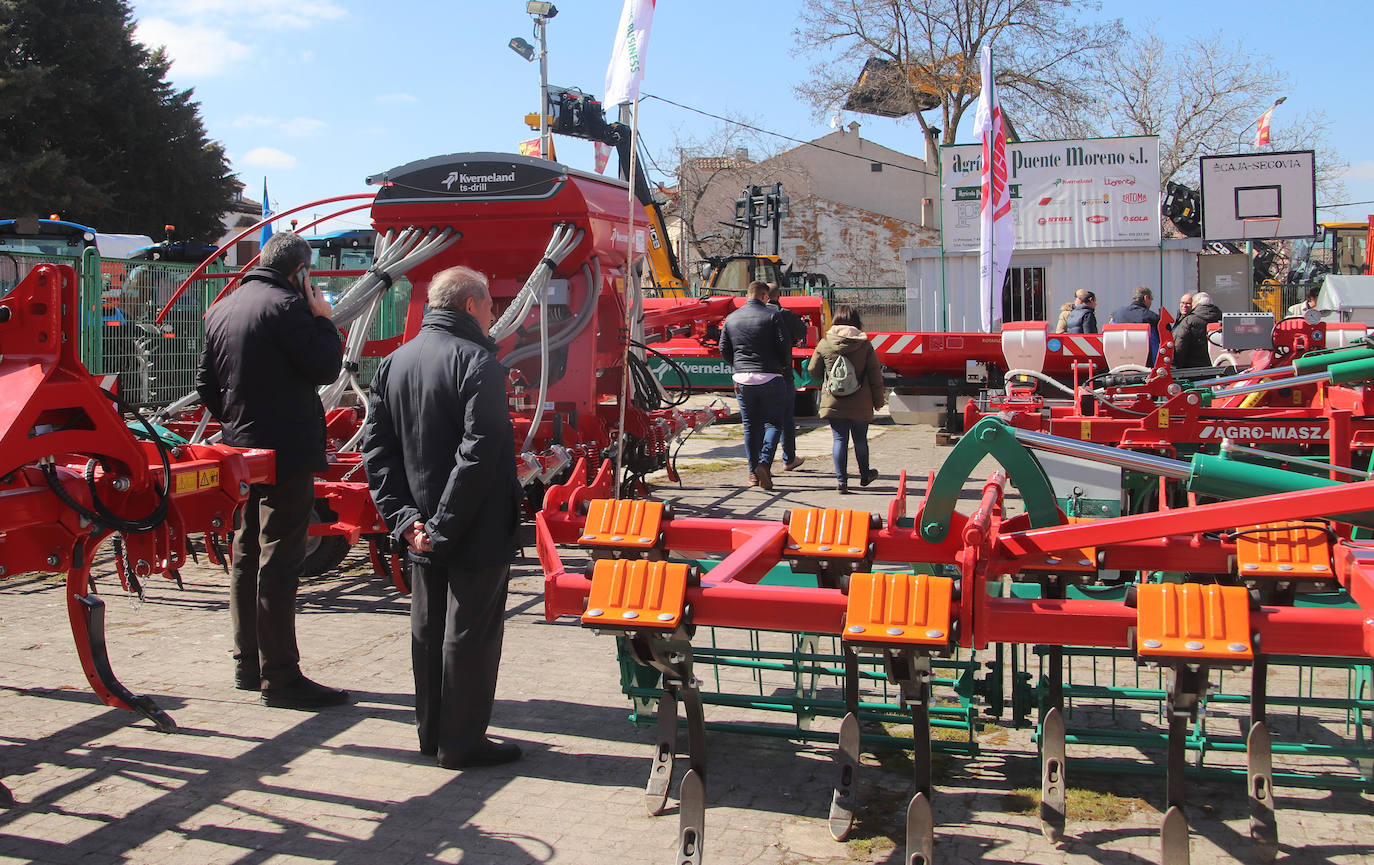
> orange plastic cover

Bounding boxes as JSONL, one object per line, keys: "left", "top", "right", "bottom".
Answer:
{"left": 843, "top": 572, "right": 954, "bottom": 647}
{"left": 1234, "top": 522, "right": 1333, "bottom": 579}
{"left": 786, "top": 508, "right": 871, "bottom": 559}
{"left": 579, "top": 499, "right": 664, "bottom": 549}
{"left": 1136, "top": 583, "right": 1252, "bottom": 661}
{"left": 581, "top": 559, "right": 689, "bottom": 630}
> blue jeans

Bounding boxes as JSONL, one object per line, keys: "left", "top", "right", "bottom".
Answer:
{"left": 736, "top": 377, "right": 788, "bottom": 471}
{"left": 779, "top": 375, "right": 797, "bottom": 463}
{"left": 829, "top": 418, "right": 870, "bottom": 483}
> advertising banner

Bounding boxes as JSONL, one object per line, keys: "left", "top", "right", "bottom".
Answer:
{"left": 941, "top": 136, "right": 1160, "bottom": 251}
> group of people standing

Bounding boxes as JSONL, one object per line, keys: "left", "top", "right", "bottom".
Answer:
{"left": 197, "top": 233, "right": 522, "bottom": 770}
{"left": 720, "top": 280, "right": 885, "bottom": 493}
{"left": 1055, "top": 285, "right": 1223, "bottom": 369}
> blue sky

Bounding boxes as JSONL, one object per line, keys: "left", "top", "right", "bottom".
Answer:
{"left": 129, "top": 0, "right": 1372, "bottom": 233}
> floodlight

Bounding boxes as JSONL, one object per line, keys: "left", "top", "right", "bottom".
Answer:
{"left": 508, "top": 37, "right": 535, "bottom": 61}
{"left": 526, "top": 1, "right": 557, "bottom": 17}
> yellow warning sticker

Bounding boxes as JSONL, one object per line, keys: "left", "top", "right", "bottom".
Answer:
{"left": 1158, "top": 408, "right": 1170, "bottom": 427}
{"left": 1081, "top": 421, "right": 1091, "bottom": 440}
{"left": 199, "top": 468, "right": 219, "bottom": 489}
{"left": 174, "top": 472, "right": 196, "bottom": 494}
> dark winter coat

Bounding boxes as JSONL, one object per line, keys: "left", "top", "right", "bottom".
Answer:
{"left": 720, "top": 298, "right": 790, "bottom": 375}
{"left": 768, "top": 299, "right": 807, "bottom": 382}
{"left": 1064, "top": 303, "right": 1098, "bottom": 334}
{"left": 196, "top": 266, "right": 343, "bottom": 475}
{"left": 1172, "top": 302, "right": 1223, "bottom": 369}
{"left": 361, "top": 307, "right": 522, "bottom": 568}
{"left": 806, "top": 325, "right": 886, "bottom": 422}
{"left": 1110, "top": 300, "right": 1161, "bottom": 363}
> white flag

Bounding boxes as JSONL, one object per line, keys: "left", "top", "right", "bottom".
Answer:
{"left": 972, "top": 46, "right": 1013, "bottom": 334}
{"left": 605, "top": 0, "right": 656, "bottom": 107}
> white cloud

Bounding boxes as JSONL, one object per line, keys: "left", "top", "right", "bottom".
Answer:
{"left": 281, "top": 117, "right": 327, "bottom": 137}
{"left": 1346, "top": 161, "right": 1374, "bottom": 182}
{"left": 135, "top": 18, "right": 251, "bottom": 77}
{"left": 376, "top": 92, "right": 418, "bottom": 104}
{"left": 141, "top": 0, "right": 346, "bottom": 30}
{"left": 240, "top": 147, "right": 298, "bottom": 170}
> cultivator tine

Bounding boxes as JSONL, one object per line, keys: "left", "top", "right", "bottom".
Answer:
{"left": 828, "top": 711, "right": 860, "bottom": 840}
{"left": 1161, "top": 805, "right": 1190, "bottom": 865}
{"left": 678, "top": 668, "right": 707, "bottom": 865}
{"left": 1161, "top": 662, "right": 1206, "bottom": 865}
{"left": 645, "top": 686, "right": 678, "bottom": 816}
{"left": 905, "top": 792, "right": 934, "bottom": 865}
{"left": 677, "top": 768, "right": 705, "bottom": 865}
{"left": 892, "top": 649, "right": 935, "bottom": 859}
{"left": 1039, "top": 706, "right": 1067, "bottom": 843}
{"left": 910, "top": 686, "right": 932, "bottom": 801}
{"left": 1248, "top": 721, "right": 1278, "bottom": 863}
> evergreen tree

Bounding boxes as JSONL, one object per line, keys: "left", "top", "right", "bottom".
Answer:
{"left": 0, "top": 0, "right": 235, "bottom": 240}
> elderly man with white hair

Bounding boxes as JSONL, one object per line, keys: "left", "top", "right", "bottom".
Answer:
{"left": 1172, "top": 290, "right": 1222, "bottom": 369}
{"left": 362, "top": 265, "right": 525, "bottom": 769}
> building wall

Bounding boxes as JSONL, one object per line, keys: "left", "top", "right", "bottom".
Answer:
{"left": 780, "top": 128, "right": 938, "bottom": 225}
{"left": 785, "top": 196, "right": 937, "bottom": 286}
{"left": 902, "top": 239, "right": 1204, "bottom": 331}
{"left": 677, "top": 127, "right": 939, "bottom": 286}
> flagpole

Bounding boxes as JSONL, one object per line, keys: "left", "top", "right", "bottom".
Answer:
{"left": 612, "top": 96, "right": 640, "bottom": 494}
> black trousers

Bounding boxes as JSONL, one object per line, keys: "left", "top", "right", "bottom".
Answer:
{"left": 410, "top": 561, "right": 509, "bottom": 762}
{"left": 231, "top": 471, "right": 315, "bottom": 687}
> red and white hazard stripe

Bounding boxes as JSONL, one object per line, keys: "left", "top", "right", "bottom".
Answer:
{"left": 1056, "top": 335, "right": 1103, "bottom": 358}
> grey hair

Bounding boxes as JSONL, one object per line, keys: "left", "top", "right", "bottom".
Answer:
{"left": 1192, "top": 291, "right": 1212, "bottom": 306}
{"left": 259, "top": 232, "right": 311, "bottom": 274}
{"left": 428, "top": 265, "right": 489, "bottom": 310}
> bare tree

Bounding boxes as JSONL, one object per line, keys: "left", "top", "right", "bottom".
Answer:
{"left": 794, "top": 0, "right": 1124, "bottom": 145}
{"left": 660, "top": 121, "right": 808, "bottom": 266}
{"left": 1044, "top": 26, "right": 1347, "bottom": 202}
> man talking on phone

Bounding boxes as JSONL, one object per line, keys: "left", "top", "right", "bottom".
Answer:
{"left": 197, "top": 231, "right": 349, "bottom": 709}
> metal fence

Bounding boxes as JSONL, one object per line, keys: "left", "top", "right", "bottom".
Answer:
{"left": 3, "top": 252, "right": 410, "bottom": 410}
{"left": 815, "top": 286, "right": 906, "bottom": 332}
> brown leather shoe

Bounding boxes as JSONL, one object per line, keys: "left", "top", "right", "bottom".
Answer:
{"left": 754, "top": 463, "right": 773, "bottom": 491}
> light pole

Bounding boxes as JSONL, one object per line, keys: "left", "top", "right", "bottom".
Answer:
{"left": 509, "top": 2, "right": 558, "bottom": 158}
{"left": 1237, "top": 96, "right": 1285, "bottom": 152}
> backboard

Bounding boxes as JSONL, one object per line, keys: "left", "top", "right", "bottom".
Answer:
{"left": 1199, "top": 150, "right": 1316, "bottom": 242}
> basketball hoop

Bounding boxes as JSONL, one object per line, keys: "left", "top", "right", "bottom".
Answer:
{"left": 1240, "top": 215, "right": 1282, "bottom": 241}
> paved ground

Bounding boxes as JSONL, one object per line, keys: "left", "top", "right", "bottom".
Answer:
{"left": 1, "top": 408, "right": 1372, "bottom": 864}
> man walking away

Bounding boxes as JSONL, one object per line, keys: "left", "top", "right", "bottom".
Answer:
{"left": 719, "top": 281, "right": 791, "bottom": 491}
{"left": 767, "top": 283, "right": 807, "bottom": 473}
{"left": 1109, "top": 286, "right": 1161, "bottom": 364}
{"left": 362, "top": 266, "right": 523, "bottom": 769}
{"left": 196, "top": 232, "right": 349, "bottom": 709}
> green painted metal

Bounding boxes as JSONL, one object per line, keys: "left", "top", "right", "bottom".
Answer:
{"left": 921, "top": 417, "right": 1062, "bottom": 543}
{"left": 1292, "top": 342, "right": 1374, "bottom": 375}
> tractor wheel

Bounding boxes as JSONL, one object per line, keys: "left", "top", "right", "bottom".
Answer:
{"left": 301, "top": 500, "right": 352, "bottom": 577}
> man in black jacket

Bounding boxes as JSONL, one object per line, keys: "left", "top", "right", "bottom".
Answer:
{"left": 720, "top": 281, "right": 791, "bottom": 490}
{"left": 196, "top": 232, "right": 348, "bottom": 709}
{"left": 362, "top": 266, "right": 524, "bottom": 769}
{"left": 1173, "top": 290, "right": 1223, "bottom": 369}
{"left": 1108, "top": 286, "right": 1161, "bottom": 364}
{"left": 767, "top": 283, "right": 807, "bottom": 473}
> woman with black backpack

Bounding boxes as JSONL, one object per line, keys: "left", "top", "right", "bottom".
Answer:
{"left": 806, "top": 304, "right": 886, "bottom": 493}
